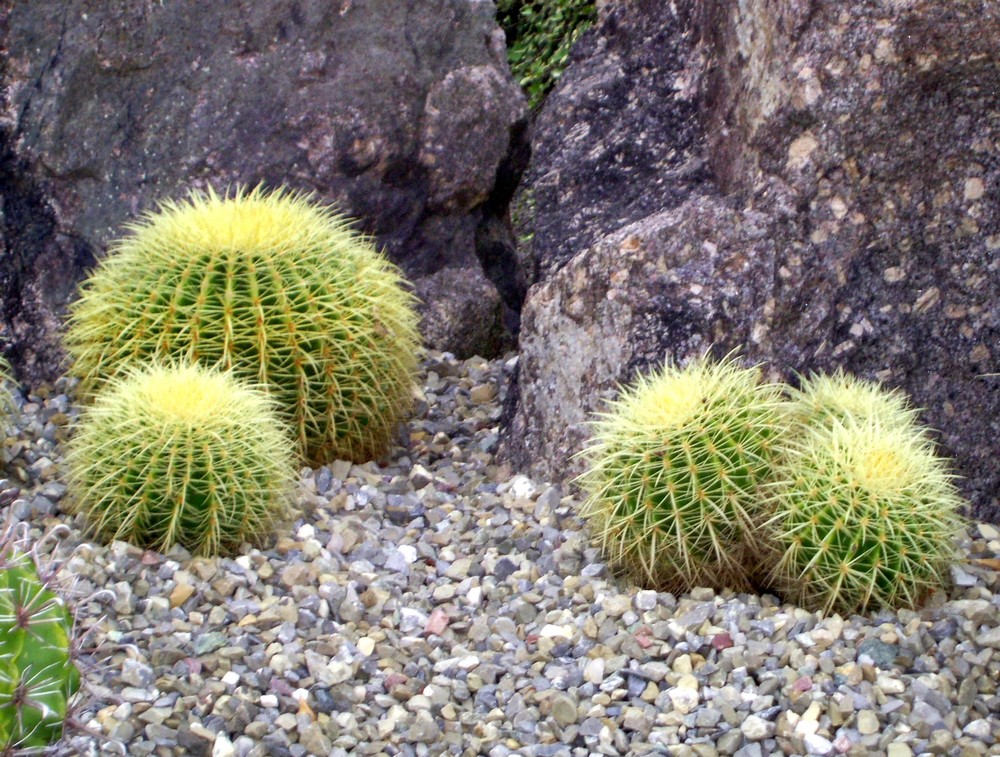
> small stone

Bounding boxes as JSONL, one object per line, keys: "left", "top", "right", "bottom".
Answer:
{"left": 280, "top": 563, "right": 312, "bottom": 588}
{"left": 120, "top": 660, "right": 155, "bottom": 689}
{"left": 634, "top": 590, "right": 658, "bottom": 611}
{"left": 603, "top": 595, "right": 631, "bottom": 617}
{"left": 857, "top": 639, "right": 898, "bottom": 668}
{"left": 951, "top": 564, "right": 978, "bottom": 587}
{"left": 667, "top": 675, "right": 700, "bottom": 714}
{"left": 425, "top": 608, "right": 450, "bottom": 636}
{"left": 193, "top": 632, "right": 228, "bottom": 656}
{"left": 406, "top": 710, "right": 440, "bottom": 743}
{"left": 856, "top": 710, "right": 879, "bottom": 735}
{"left": 803, "top": 733, "right": 833, "bottom": 755}
{"left": 550, "top": 694, "right": 577, "bottom": 727}
{"left": 976, "top": 626, "right": 1000, "bottom": 648}
{"left": 712, "top": 633, "right": 734, "bottom": 651}
{"left": 212, "top": 734, "right": 236, "bottom": 757}
{"left": 740, "top": 715, "right": 772, "bottom": 741}
{"left": 875, "top": 674, "right": 905, "bottom": 695}
{"left": 169, "top": 583, "right": 195, "bottom": 608}
{"left": 583, "top": 658, "right": 605, "bottom": 685}
{"left": 886, "top": 744, "right": 912, "bottom": 757}
{"left": 539, "top": 624, "right": 573, "bottom": 640}
{"left": 963, "top": 719, "right": 992, "bottom": 740}
{"left": 298, "top": 722, "right": 332, "bottom": 756}
{"left": 470, "top": 384, "right": 496, "bottom": 403}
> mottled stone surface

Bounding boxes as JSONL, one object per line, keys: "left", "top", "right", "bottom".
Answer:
{"left": 509, "top": 0, "right": 709, "bottom": 287}
{"left": 1, "top": 0, "right": 528, "bottom": 381}
{"left": 504, "top": 0, "right": 1000, "bottom": 521}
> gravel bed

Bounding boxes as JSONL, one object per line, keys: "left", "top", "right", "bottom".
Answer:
{"left": 3, "top": 351, "right": 999, "bottom": 757}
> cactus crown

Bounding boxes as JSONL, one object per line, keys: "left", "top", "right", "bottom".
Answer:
{"left": 65, "top": 184, "right": 420, "bottom": 464}
{"left": 790, "top": 370, "right": 920, "bottom": 430}
{"left": 124, "top": 363, "right": 241, "bottom": 423}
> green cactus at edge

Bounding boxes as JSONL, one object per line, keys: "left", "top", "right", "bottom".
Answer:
{"left": 577, "top": 352, "right": 788, "bottom": 594}
{"left": 64, "top": 185, "right": 420, "bottom": 465}
{"left": 65, "top": 361, "right": 296, "bottom": 557}
{"left": 762, "top": 376, "right": 965, "bottom": 616}
{"left": 0, "top": 544, "right": 79, "bottom": 753}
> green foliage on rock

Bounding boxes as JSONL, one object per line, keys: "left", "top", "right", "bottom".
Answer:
{"left": 0, "top": 543, "right": 79, "bottom": 753}
{"left": 66, "top": 362, "right": 295, "bottom": 557}
{"left": 497, "top": 0, "right": 597, "bottom": 109}
{"left": 65, "top": 186, "right": 420, "bottom": 465}
{"left": 578, "top": 353, "right": 787, "bottom": 594}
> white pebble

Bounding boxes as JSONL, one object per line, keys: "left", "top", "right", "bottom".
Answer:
{"left": 212, "top": 735, "right": 236, "bottom": 757}
{"left": 741, "top": 714, "right": 772, "bottom": 741}
{"left": 803, "top": 733, "right": 833, "bottom": 755}
{"left": 634, "top": 590, "right": 658, "bottom": 611}
{"left": 508, "top": 474, "right": 537, "bottom": 500}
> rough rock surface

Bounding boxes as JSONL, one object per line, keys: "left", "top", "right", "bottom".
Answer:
{"left": 510, "top": 0, "right": 709, "bottom": 287}
{"left": 504, "top": 0, "right": 1000, "bottom": 521}
{"left": 1, "top": 0, "right": 528, "bottom": 380}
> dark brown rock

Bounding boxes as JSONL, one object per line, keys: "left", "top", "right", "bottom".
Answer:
{"left": 503, "top": 0, "right": 1000, "bottom": 521}
{"left": 1, "top": 0, "right": 528, "bottom": 382}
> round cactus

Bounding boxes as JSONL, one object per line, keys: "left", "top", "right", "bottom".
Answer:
{"left": 65, "top": 362, "right": 295, "bottom": 557}
{"left": 578, "top": 353, "right": 788, "bottom": 594}
{"left": 763, "top": 414, "right": 964, "bottom": 616}
{"left": 789, "top": 369, "right": 920, "bottom": 431}
{"left": 0, "top": 546, "right": 79, "bottom": 752}
{"left": 65, "top": 185, "right": 420, "bottom": 464}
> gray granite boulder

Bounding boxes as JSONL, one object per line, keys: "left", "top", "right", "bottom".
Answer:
{"left": 504, "top": 0, "right": 1000, "bottom": 521}
{"left": 1, "top": 0, "right": 528, "bottom": 381}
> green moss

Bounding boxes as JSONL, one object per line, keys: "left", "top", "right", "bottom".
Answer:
{"left": 497, "top": 0, "right": 597, "bottom": 110}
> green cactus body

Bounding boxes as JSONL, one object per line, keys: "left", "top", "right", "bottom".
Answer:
{"left": 65, "top": 186, "right": 420, "bottom": 464}
{"left": 0, "top": 551, "right": 78, "bottom": 752}
{"left": 578, "top": 354, "right": 787, "bottom": 594}
{"left": 0, "top": 358, "right": 14, "bottom": 420}
{"left": 66, "top": 362, "right": 295, "bottom": 557}
{"left": 765, "top": 415, "right": 964, "bottom": 616}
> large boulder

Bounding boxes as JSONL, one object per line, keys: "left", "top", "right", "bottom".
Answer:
{"left": 1, "top": 0, "right": 528, "bottom": 382}
{"left": 503, "top": 0, "right": 1000, "bottom": 522}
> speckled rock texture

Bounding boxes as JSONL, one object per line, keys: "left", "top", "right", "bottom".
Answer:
{"left": 504, "top": 0, "right": 1000, "bottom": 522}
{"left": 0, "top": 0, "right": 528, "bottom": 379}
{"left": 509, "top": 0, "right": 710, "bottom": 287}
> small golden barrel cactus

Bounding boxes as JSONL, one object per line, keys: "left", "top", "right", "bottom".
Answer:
{"left": 66, "top": 362, "right": 295, "bottom": 557}
{"left": 764, "top": 388, "right": 964, "bottom": 616}
{"left": 578, "top": 353, "right": 788, "bottom": 594}
{"left": 65, "top": 186, "right": 420, "bottom": 464}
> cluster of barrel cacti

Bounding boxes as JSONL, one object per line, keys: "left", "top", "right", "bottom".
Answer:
{"left": 62, "top": 185, "right": 420, "bottom": 558}
{"left": 580, "top": 354, "right": 965, "bottom": 616}
{"left": 0, "top": 529, "right": 80, "bottom": 753}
